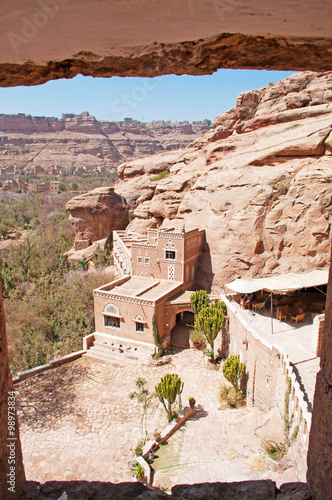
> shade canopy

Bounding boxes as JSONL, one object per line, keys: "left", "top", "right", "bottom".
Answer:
{"left": 225, "top": 269, "right": 329, "bottom": 294}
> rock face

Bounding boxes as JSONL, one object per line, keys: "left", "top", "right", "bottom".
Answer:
{"left": 307, "top": 243, "right": 332, "bottom": 499}
{"left": 66, "top": 187, "right": 129, "bottom": 253}
{"left": 112, "top": 72, "right": 332, "bottom": 291}
{"left": 1, "top": 1, "right": 332, "bottom": 87}
{"left": 0, "top": 283, "right": 25, "bottom": 499}
{"left": 0, "top": 113, "right": 211, "bottom": 173}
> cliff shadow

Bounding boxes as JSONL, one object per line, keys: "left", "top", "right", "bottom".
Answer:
{"left": 16, "top": 363, "right": 88, "bottom": 431}
{"left": 195, "top": 234, "right": 214, "bottom": 293}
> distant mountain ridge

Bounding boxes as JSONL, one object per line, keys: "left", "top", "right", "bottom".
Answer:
{"left": 0, "top": 112, "right": 212, "bottom": 173}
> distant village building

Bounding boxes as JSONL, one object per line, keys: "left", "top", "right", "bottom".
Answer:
{"left": 92, "top": 227, "right": 204, "bottom": 353}
{"left": 49, "top": 181, "right": 59, "bottom": 193}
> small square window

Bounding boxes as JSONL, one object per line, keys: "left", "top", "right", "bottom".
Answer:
{"left": 165, "top": 250, "right": 176, "bottom": 260}
{"left": 137, "top": 256, "right": 143, "bottom": 265}
{"left": 144, "top": 257, "right": 150, "bottom": 266}
{"left": 135, "top": 322, "right": 144, "bottom": 333}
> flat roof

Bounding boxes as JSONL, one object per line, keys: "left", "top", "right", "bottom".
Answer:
{"left": 97, "top": 276, "right": 183, "bottom": 301}
{"left": 166, "top": 290, "right": 193, "bottom": 304}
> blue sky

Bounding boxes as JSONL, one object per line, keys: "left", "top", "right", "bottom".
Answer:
{"left": 0, "top": 69, "right": 295, "bottom": 123}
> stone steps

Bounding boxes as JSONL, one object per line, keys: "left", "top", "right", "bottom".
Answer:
{"left": 170, "top": 328, "right": 190, "bottom": 349}
{"left": 84, "top": 341, "right": 148, "bottom": 366}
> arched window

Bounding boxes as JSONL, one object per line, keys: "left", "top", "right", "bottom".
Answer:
{"left": 135, "top": 315, "right": 145, "bottom": 333}
{"left": 103, "top": 304, "right": 121, "bottom": 329}
{"left": 104, "top": 304, "right": 119, "bottom": 316}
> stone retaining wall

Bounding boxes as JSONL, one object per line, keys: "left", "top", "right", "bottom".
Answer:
{"left": 222, "top": 294, "right": 312, "bottom": 481}
{"left": 12, "top": 350, "right": 86, "bottom": 384}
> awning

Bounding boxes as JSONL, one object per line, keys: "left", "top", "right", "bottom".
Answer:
{"left": 225, "top": 269, "right": 329, "bottom": 294}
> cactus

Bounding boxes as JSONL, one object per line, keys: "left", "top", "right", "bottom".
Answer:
{"left": 155, "top": 373, "right": 184, "bottom": 421}
{"left": 152, "top": 314, "right": 163, "bottom": 359}
{"left": 222, "top": 355, "right": 245, "bottom": 391}
{"left": 194, "top": 299, "right": 226, "bottom": 360}
{"left": 190, "top": 290, "right": 209, "bottom": 317}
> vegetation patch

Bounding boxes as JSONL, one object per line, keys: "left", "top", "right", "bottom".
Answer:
{"left": 151, "top": 171, "right": 170, "bottom": 182}
{"left": 218, "top": 383, "right": 246, "bottom": 409}
{"left": 0, "top": 192, "right": 114, "bottom": 374}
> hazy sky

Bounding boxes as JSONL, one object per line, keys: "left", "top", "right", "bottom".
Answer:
{"left": 0, "top": 69, "right": 295, "bottom": 123}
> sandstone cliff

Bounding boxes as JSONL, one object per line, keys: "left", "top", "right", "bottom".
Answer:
{"left": 0, "top": 113, "right": 211, "bottom": 173}
{"left": 67, "top": 72, "right": 332, "bottom": 291}
{"left": 66, "top": 187, "right": 128, "bottom": 258}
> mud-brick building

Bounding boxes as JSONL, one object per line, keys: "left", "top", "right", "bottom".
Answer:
{"left": 87, "top": 227, "right": 204, "bottom": 359}
{"left": 113, "top": 227, "right": 204, "bottom": 289}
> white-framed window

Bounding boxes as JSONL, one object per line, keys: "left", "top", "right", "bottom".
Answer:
{"left": 135, "top": 315, "right": 145, "bottom": 333}
{"left": 165, "top": 250, "right": 176, "bottom": 260}
{"left": 144, "top": 257, "right": 150, "bottom": 266}
{"left": 135, "top": 322, "right": 144, "bottom": 332}
{"left": 104, "top": 316, "right": 120, "bottom": 328}
{"left": 137, "top": 256, "right": 143, "bottom": 265}
{"left": 168, "top": 264, "right": 175, "bottom": 280}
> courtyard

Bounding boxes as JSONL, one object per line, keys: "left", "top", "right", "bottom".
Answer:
{"left": 16, "top": 350, "right": 297, "bottom": 491}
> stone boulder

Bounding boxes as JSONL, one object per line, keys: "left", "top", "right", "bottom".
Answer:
{"left": 66, "top": 187, "right": 129, "bottom": 253}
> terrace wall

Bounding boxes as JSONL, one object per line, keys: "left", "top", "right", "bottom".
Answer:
{"left": 223, "top": 295, "right": 312, "bottom": 481}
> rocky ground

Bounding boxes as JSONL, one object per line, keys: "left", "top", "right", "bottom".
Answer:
{"left": 66, "top": 71, "right": 332, "bottom": 291}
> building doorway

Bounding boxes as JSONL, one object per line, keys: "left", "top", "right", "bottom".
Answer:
{"left": 170, "top": 311, "right": 194, "bottom": 350}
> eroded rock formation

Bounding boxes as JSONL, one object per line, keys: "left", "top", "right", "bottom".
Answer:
{"left": 66, "top": 187, "right": 128, "bottom": 258}
{"left": 111, "top": 71, "right": 332, "bottom": 291}
{"left": 1, "top": 1, "right": 332, "bottom": 86}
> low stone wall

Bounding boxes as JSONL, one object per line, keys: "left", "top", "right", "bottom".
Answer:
{"left": 222, "top": 294, "right": 312, "bottom": 481}
{"left": 12, "top": 350, "right": 86, "bottom": 384}
{"left": 280, "top": 354, "right": 312, "bottom": 481}
{"left": 140, "top": 406, "right": 197, "bottom": 486}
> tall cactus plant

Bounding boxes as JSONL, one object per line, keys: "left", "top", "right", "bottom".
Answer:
{"left": 155, "top": 373, "right": 184, "bottom": 421}
{"left": 190, "top": 290, "right": 209, "bottom": 317}
{"left": 194, "top": 299, "right": 226, "bottom": 361}
{"left": 223, "top": 355, "right": 245, "bottom": 391}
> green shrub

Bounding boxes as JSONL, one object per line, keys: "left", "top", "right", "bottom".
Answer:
{"left": 151, "top": 171, "right": 170, "bottom": 182}
{"left": 134, "top": 462, "right": 145, "bottom": 479}
{"left": 262, "top": 440, "right": 286, "bottom": 462}
{"left": 152, "top": 315, "right": 163, "bottom": 359}
{"left": 189, "top": 329, "right": 206, "bottom": 347}
{"left": 218, "top": 383, "right": 246, "bottom": 409}
{"left": 92, "top": 244, "right": 113, "bottom": 268}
